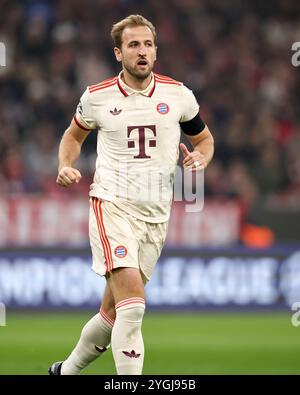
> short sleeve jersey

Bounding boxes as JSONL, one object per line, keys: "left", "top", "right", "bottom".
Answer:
{"left": 75, "top": 72, "right": 199, "bottom": 223}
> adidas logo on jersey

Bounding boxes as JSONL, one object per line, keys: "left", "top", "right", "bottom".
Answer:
{"left": 110, "top": 107, "right": 122, "bottom": 115}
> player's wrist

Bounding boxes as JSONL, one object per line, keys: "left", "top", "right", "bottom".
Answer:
{"left": 58, "top": 164, "right": 73, "bottom": 172}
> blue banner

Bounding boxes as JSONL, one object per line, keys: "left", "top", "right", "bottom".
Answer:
{"left": 0, "top": 247, "right": 299, "bottom": 310}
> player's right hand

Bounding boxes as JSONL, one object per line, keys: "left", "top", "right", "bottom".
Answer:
{"left": 56, "top": 167, "right": 82, "bottom": 187}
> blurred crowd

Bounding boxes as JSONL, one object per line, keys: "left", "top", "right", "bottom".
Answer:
{"left": 1, "top": 0, "right": 300, "bottom": 212}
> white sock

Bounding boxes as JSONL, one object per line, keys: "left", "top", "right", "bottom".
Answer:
{"left": 61, "top": 308, "right": 114, "bottom": 375}
{"left": 111, "top": 297, "right": 145, "bottom": 375}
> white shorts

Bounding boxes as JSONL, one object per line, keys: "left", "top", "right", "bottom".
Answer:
{"left": 89, "top": 197, "right": 168, "bottom": 282}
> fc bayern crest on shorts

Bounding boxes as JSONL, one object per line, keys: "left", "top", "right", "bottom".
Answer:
{"left": 114, "top": 245, "right": 127, "bottom": 258}
{"left": 156, "top": 102, "right": 169, "bottom": 114}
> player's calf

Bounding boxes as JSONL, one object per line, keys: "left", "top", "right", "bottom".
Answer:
{"left": 111, "top": 297, "right": 145, "bottom": 375}
{"left": 53, "top": 310, "right": 114, "bottom": 375}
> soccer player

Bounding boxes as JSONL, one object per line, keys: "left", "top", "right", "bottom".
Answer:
{"left": 49, "top": 14, "right": 214, "bottom": 375}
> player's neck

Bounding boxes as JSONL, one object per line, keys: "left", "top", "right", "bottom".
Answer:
{"left": 121, "top": 70, "right": 152, "bottom": 91}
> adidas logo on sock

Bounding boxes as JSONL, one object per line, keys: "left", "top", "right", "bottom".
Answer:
{"left": 122, "top": 350, "right": 141, "bottom": 358}
{"left": 95, "top": 345, "right": 107, "bottom": 353}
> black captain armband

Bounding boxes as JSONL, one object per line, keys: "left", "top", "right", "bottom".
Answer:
{"left": 180, "top": 112, "right": 206, "bottom": 135}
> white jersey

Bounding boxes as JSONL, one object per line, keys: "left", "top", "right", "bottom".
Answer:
{"left": 75, "top": 72, "right": 199, "bottom": 223}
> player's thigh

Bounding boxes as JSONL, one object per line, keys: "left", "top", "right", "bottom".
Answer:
{"left": 89, "top": 198, "right": 141, "bottom": 276}
{"left": 107, "top": 267, "right": 145, "bottom": 304}
{"left": 139, "top": 221, "right": 168, "bottom": 282}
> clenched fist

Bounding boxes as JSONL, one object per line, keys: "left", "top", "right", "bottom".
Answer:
{"left": 56, "top": 166, "right": 82, "bottom": 187}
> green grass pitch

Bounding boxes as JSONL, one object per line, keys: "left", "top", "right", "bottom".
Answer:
{"left": 0, "top": 311, "right": 299, "bottom": 375}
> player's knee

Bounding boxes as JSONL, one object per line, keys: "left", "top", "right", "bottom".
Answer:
{"left": 109, "top": 267, "right": 145, "bottom": 297}
{"left": 115, "top": 298, "right": 145, "bottom": 323}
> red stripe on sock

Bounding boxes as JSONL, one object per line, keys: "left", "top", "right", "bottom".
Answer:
{"left": 100, "top": 307, "right": 115, "bottom": 327}
{"left": 115, "top": 297, "right": 145, "bottom": 310}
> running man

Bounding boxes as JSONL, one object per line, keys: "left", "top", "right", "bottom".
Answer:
{"left": 49, "top": 14, "right": 214, "bottom": 375}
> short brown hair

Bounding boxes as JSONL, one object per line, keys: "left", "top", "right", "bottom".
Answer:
{"left": 111, "top": 14, "right": 157, "bottom": 49}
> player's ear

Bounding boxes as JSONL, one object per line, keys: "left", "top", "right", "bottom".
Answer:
{"left": 114, "top": 47, "right": 122, "bottom": 62}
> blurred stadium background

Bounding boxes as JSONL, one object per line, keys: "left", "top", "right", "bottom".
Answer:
{"left": 1, "top": 0, "right": 300, "bottom": 375}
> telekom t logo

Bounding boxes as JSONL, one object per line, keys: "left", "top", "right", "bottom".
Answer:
{"left": 127, "top": 125, "right": 156, "bottom": 159}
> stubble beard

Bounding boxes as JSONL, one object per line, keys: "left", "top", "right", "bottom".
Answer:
{"left": 123, "top": 62, "right": 153, "bottom": 81}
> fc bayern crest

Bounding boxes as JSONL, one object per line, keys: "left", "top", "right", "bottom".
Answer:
{"left": 156, "top": 102, "right": 169, "bottom": 114}
{"left": 114, "top": 245, "right": 127, "bottom": 258}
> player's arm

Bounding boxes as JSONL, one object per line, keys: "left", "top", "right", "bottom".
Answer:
{"left": 179, "top": 85, "right": 214, "bottom": 171}
{"left": 180, "top": 125, "right": 214, "bottom": 171}
{"left": 180, "top": 108, "right": 214, "bottom": 170}
{"left": 56, "top": 118, "right": 92, "bottom": 187}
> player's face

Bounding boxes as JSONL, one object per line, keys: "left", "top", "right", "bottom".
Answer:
{"left": 114, "top": 25, "right": 157, "bottom": 81}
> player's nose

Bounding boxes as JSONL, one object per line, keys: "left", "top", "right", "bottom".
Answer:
{"left": 138, "top": 46, "right": 147, "bottom": 56}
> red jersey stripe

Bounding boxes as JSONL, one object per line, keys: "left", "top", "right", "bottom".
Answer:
{"left": 91, "top": 198, "right": 110, "bottom": 270}
{"left": 95, "top": 199, "right": 113, "bottom": 272}
{"left": 154, "top": 73, "right": 181, "bottom": 83}
{"left": 155, "top": 75, "right": 182, "bottom": 85}
{"left": 92, "top": 198, "right": 114, "bottom": 272}
{"left": 155, "top": 74, "right": 180, "bottom": 81}
{"left": 73, "top": 115, "right": 92, "bottom": 131}
{"left": 89, "top": 76, "right": 117, "bottom": 90}
{"left": 148, "top": 77, "right": 156, "bottom": 97}
{"left": 94, "top": 198, "right": 113, "bottom": 272}
{"left": 155, "top": 78, "right": 182, "bottom": 86}
{"left": 97, "top": 199, "right": 114, "bottom": 271}
{"left": 117, "top": 79, "right": 129, "bottom": 97}
{"left": 89, "top": 77, "right": 117, "bottom": 90}
{"left": 117, "top": 77, "right": 156, "bottom": 97}
{"left": 89, "top": 79, "right": 117, "bottom": 93}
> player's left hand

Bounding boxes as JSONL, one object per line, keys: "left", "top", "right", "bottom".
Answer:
{"left": 180, "top": 143, "right": 207, "bottom": 171}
